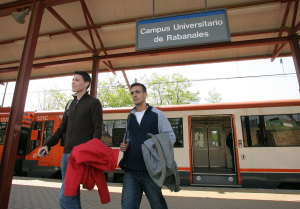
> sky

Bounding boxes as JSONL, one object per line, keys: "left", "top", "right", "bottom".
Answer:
{"left": 0, "top": 56, "right": 299, "bottom": 111}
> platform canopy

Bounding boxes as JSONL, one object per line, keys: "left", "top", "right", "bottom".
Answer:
{"left": 0, "top": 0, "right": 299, "bottom": 82}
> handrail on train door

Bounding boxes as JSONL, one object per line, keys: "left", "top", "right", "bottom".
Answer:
{"left": 191, "top": 126, "right": 194, "bottom": 172}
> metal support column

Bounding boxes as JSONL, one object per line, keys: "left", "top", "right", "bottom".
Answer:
{"left": 0, "top": 1, "right": 43, "bottom": 208}
{"left": 289, "top": 35, "right": 300, "bottom": 91}
{"left": 90, "top": 56, "right": 99, "bottom": 97}
{"left": 1, "top": 82, "right": 8, "bottom": 107}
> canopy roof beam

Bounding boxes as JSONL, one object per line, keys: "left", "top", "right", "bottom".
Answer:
{"left": 0, "top": 0, "right": 80, "bottom": 18}
{"left": 46, "top": 7, "right": 96, "bottom": 55}
{"left": 0, "top": 1, "right": 297, "bottom": 46}
{"left": 271, "top": 1, "right": 300, "bottom": 61}
{"left": 2, "top": 28, "right": 288, "bottom": 54}
{"left": 80, "top": 0, "right": 97, "bottom": 53}
{"left": 1, "top": 29, "right": 298, "bottom": 68}
{"left": 289, "top": 35, "right": 300, "bottom": 91}
{"left": 102, "top": 61, "right": 116, "bottom": 75}
{"left": 291, "top": 1, "right": 299, "bottom": 30}
{"left": 0, "top": 0, "right": 296, "bottom": 18}
{"left": 0, "top": 36, "right": 295, "bottom": 75}
{"left": 272, "top": 43, "right": 288, "bottom": 61}
{"left": 271, "top": 2, "right": 292, "bottom": 61}
{"left": 99, "top": 36, "right": 292, "bottom": 62}
{"left": 80, "top": 0, "right": 116, "bottom": 73}
{"left": 1, "top": 53, "right": 293, "bottom": 82}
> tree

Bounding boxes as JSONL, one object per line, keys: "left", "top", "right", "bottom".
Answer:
{"left": 142, "top": 73, "right": 200, "bottom": 105}
{"left": 27, "top": 88, "right": 46, "bottom": 111}
{"left": 205, "top": 88, "right": 222, "bottom": 103}
{"left": 43, "top": 89, "right": 71, "bottom": 110}
{"left": 28, "top": 87, "right": 71, "bottom": 111}
{"left": 97, "top": 76, "right": 132, "bottom": 108}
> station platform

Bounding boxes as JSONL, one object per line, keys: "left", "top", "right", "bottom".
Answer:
{"left": 9, "top": 177, "right": 300, "bottom": 209}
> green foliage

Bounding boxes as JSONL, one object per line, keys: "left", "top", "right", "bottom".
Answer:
{"left": 97, "top": 76, "right": 132, "bottom": 108}
{"left": 43, "top": 89, "right": 71, "bottom": 110}
{"left": 142, "top": 73, "right": 200, "bottom": 105}
{"left": 205, "top": 88, "right": 222, "bottom": 103}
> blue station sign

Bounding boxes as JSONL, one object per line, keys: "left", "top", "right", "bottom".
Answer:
{"left": 136, "top": 9, "right": 231, "bottom": 51}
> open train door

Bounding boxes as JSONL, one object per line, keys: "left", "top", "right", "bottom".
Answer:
{"left": 190, "top": 114, "right": 240, "bottom": 187}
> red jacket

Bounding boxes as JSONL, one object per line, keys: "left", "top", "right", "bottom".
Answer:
{"left": 64, "top": 138, "right": 119, "bottom": 204}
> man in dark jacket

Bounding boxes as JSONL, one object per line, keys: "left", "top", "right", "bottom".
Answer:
{"left": 120, "top": 83, "right": 175, "bottom": 209}
{"left": 38, "top": 71, "right": 103, "bottom": 209}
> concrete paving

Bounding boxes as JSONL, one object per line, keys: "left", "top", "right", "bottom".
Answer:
{"left": 8, "top": 177, "right": 300, "bottom": 209}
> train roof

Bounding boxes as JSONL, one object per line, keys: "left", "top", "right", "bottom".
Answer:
{"left": 0, "top": 107, "right": 11, "bottom": 113}
{"left": 0, "top": 110, "right": 35, "bottom": 116}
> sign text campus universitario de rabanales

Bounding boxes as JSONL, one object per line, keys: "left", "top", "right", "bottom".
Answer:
{"left": 136, "top": 9, "right": 231, "bottom": 51}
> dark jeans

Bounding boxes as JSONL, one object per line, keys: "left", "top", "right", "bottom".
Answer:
{"left": 58, "top": 153, "right": 81, "bottom": 209}
{"left": 121, "top": 169, "right": 168, "bottom": 209}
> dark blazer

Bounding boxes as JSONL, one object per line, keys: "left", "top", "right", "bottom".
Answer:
{"left": 44, "top": 92, "right": 103, "bottom": 153}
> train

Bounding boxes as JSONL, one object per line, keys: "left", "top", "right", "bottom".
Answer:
{"left": 1, "top": 99, "right": 300, "bottom": 189}
{"left": 0, "top": 107, "right": 34, "bottom": 174}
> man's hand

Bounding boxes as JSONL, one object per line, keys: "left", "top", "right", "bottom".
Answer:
{"left": 120, "top": 140, "right": 129, "bottom": 152}
{"left": 37, "top": 146, "right": 48, "bottom": 158}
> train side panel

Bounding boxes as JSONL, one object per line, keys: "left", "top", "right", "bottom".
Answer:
{"left": 234, "top": 105, "right": 300, "bottom": 188}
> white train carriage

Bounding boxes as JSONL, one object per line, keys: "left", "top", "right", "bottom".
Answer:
{"left": 103, "top": 99, "right": 300, "bottom": 188}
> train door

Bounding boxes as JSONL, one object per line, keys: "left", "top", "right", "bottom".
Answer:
{"left": 191, "top": 115, "right": 239, "bottom": 187}
{"left": 38, "top": 120, "right": 54, "bottom": 165}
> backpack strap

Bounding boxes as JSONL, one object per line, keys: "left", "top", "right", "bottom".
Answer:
{"left": 66, "top": 99, "right": 74, "bottom": 113}
{"left": 61, "top": 99, "right": 74, "bottom": 132}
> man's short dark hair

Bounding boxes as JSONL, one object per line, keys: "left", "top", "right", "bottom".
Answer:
{"left": 130, "top": 83, "right": 147, "bottom": 93}
{"left": 74, "top": 71, "right": 91, "bottom": 89}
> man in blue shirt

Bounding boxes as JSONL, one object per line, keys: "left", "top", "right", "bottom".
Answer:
{"left": 120, "top": 83, "right": 175, "bottom": 209}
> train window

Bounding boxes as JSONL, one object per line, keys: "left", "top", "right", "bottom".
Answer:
{"left": 0, "top": 122, "right": 7, "bottom": 145}
{"left": 102, "top": 120, "right": 126, "bottom": 147}
{"left": 168, "top": 118, "right": 183, "bottom": 148}
{"left": 43, "top": 121, "right": 54, "bottom": 145}
{"left": 101, "top": 118, "right": 183, "bottom": 147}
{"left": 30, "top": 121, "right": 43, "bottom": 151}
{"left": 242, "top": 114, "right": 300, "bottom": 147}
{"left": 194, "top": 127, "right": 204, "bottom": 147}
{"left": 211, "top": 127, "right": 221, "bottom": 147}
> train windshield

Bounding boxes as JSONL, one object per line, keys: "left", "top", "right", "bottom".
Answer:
{"left": 0, "top": 122, "right": 30, "bottom": 155}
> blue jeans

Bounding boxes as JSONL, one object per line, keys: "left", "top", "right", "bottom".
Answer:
{"left": 121, "top": 170, "right": 168, "bottom": 209}
{"left": 58, "top": 153, "right": 81, "bottom": 209}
